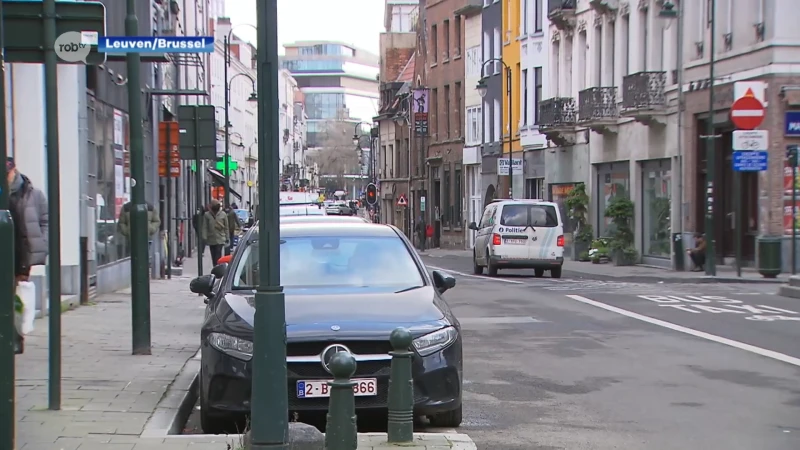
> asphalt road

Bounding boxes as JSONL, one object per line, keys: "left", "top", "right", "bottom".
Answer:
{"left": 421, "top": 253, "right": 800, "bottom": 449}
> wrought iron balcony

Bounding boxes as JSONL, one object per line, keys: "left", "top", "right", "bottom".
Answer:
{"left": 548, "top": 0, "right": 576, "bottom": 30}
{"left": 578, "top": 87, "right": 618, "bottom": 124}
{"left": 539, "top": 97, "right": 577, "bottom": 129}
{"left": 622, "top": 71, "right": 667, "bottom": 114}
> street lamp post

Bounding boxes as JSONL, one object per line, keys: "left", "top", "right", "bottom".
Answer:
{"left": 476, "top": 59, "right": 513, "bottom": 198}
{"left": 252, "top": 0, "right": 289, "bottom": 447}
{"left": 222, "top": 46, "right": 257, "bottom": 209}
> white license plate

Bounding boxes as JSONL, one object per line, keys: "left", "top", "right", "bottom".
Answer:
{"left": 296, "top": 378, "right": 378, "bottom": 398}
{"left": 504, "top": 239, "right": 527, "bottom": 245}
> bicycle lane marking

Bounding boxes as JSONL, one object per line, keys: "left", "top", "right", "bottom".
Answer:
{"left": 565, "top": 294, "right": 800, "bottom": 368}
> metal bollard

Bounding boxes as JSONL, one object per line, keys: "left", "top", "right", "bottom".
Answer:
{"left": 0, "top": 210, "right": 16, "bottom": 449}
{"left": 387, "top": 327, "right": 414, "bottom": 443}
{"left": 325, "top": 351, "right": 358, "bottom": 450}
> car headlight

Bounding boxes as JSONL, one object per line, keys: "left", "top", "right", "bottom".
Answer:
{"left": 412, "top": 326, "right": 458, "bottom": 357}
{"left": 208, "top": 333, "right": 253, "bottom": 361}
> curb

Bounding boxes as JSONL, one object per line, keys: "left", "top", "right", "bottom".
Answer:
{"left": 141, "top": 349, "right": 201, "bottom": 438}
{"left": 562, "top": 271, "right": 785, "bottom": 285}
{"left": 34, "top": 294, "right": 80, "bottom": 319}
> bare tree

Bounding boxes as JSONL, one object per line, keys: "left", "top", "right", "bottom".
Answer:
{"left": 307, "top": 121, "right": 360, "bottom": 189}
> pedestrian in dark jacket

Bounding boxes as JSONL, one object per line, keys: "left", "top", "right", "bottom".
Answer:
{"left": 202, "top": 200, "right": 229, "bottom": 266}
{"left": 117, "top": 202, "right": 161, "bottom": 239}
{"left": 225, "top": 203, "right": 241, "bottom": 255}
{"left": 192, "top": 206, "right": 205, "bottom": 257}
{"left": 415, "top": 216, "right": 426, "bottom": 251}
{"left": 7, "top": 158, "right": 33, "bottom": 354}
{"left": 7, "top": 157, "right": 48, "bottom": 266}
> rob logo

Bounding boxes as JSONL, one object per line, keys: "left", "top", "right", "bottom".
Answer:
{"left": 58, "top": 42, "right": 87, "bottom": 52}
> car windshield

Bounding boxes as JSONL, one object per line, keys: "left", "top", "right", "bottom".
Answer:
{"left": 500, "top": 204, "right": 558, "bottom": 227}
{"left": 231, "top": 236, "right": 424, "bottom": 289}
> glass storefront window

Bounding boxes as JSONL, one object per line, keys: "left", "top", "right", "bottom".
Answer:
{"left": 597, "top": 169, "right": 630, "bottom": 237}
{"left": 642, "top": 162, "right": 672, "bottom": 257}
{"left": 92, "top": 98, "right": 131, "bottom": 266}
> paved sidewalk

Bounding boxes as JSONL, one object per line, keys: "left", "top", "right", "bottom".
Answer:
{"left": 421, "top": 248, "right": 787, "bottom": 284}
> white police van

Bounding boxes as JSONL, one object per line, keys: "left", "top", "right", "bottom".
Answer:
{"left": 468, "top": 199, "right": 564, "bottom": 278}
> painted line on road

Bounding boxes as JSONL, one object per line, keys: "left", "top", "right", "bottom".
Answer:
{"left": 427, "top": 266, "right": 525, "bottom": 284}
{"left": 565, "top": 294, "right": 800, "bottom": 368}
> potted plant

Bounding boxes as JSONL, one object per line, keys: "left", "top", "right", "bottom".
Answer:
{"left": 589, "top": 238, "right": 610, "bottom": 264}
{"left": 604, "top": 197, "right": 638, "bottom": 266}
{"left": 565, "top": 183, "right": 593, "bottom": 261}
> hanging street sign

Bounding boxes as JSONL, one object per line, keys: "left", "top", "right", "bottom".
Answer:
{"left": 733, "top": 151, "right": 768, "bottom": 172}
{"left": 730, "top": 88, "right": 765, "bottom": 130}
{"left": 732, "top": 130, "right": 768, "bottom": 151}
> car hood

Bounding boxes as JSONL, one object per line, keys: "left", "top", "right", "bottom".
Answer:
{"left": 215, "top": 286, "right": 447, "bottom": 339}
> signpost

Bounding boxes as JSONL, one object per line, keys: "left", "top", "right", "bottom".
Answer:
{"left": 730, "top": 85, "right": 768, "bottom": 278}
{"left": 788, "top": 145, "right": 799, "bottom": 275}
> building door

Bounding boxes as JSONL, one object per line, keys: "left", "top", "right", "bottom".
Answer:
{"left": 431, "top": 166, "right": 441, "bottom": 248}
{"left": 467, "top": 165, "right": 482, "bottom": 248}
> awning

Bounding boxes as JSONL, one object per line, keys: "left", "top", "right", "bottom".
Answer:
{"left": 207, "top": 168, "right": 243, "bottom": 201}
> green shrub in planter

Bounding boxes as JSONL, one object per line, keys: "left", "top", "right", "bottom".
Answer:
{"left": 578, "top": 250, "right": 590, "bottom": 262}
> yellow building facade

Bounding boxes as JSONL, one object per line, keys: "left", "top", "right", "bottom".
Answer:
{"left": 501, "top": 0, "right": 522, "bottom": 197}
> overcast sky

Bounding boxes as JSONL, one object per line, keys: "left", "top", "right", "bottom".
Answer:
{"left": 226, "top": 0, "right": 385, "bottom": 54}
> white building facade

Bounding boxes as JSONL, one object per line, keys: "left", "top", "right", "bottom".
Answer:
{"left": 212, "top": 20, "right": 258, "bottom": 208}
{"left": 461, "top": 3, "right": 483, "bottom": 249}
{"left": 543, "top": 0, "right": 682, "bottom": 266}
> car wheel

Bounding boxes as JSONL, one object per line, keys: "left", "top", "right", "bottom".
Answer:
{"left": 486, "top": 251, "right": 498, "bottom": 277}
{"left": 200, "top": 373, "right": 235, "bottom": 434}
{"left": 429, "top": 404, "right": 463, "bottom": 428}
{"left": 551, "top": 266, "right": 562, "bottom": 279}
{"left": 534, "top": 268, "right": 544, "bottom": 277}
{"left": 472, "top": 251, "right": 483, "bottom": 275}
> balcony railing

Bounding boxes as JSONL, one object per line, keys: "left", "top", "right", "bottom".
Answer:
{"left": 539, "top": 97, "right": 577, "bottom": 128}
{"left": 622, "top": 71, "right": 667, "bottom": 111}
{"left": 548, "top": 0, "right": 577, "bottom": 15}
{"left": 578, "top": 87, "right": 618, "bottom": 123}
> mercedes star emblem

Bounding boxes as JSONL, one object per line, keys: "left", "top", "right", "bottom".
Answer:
{"left": 320, "top": 344, "right": 351, "bottom": 374}
{"left": 331, "top": 325, "right": 341, "bottom": 331}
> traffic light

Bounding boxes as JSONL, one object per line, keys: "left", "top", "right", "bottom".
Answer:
{"left": 366, "top": 183, "right": 378, "bottom": 206}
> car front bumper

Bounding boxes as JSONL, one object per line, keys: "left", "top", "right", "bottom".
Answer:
{"left": 200, "top": 338, "right": 462, "bottom": 417}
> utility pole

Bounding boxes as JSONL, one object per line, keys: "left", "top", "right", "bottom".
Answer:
{"left": 252, "top": 0, "right": 289, "bottom": 448}
{"left": 43, "top": 0, "right": 63, "bottom": 410}
{"left": 126, "top": 0, "right": 152, "bottom": 355}
{"left": 703, "top": 0, "right": 718, "bottom": 276}
{"left": 223, "top": 35, "right": 231, "bottom": 209}
{"left": 0, "top": 0, "right": 15, "bottom": 445}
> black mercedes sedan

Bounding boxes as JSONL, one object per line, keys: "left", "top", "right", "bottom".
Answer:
{"left": 190, "top": 222, "right": 463, "bottom": 434}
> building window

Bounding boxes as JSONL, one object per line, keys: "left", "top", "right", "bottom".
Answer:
{"left": 493, "top": 27, "right": 501, "bottom": 74}
{"left": 455, "top": 82, "right": 462, "bottom": 137}
{"left": 525, "top": 178, "right": 544, "bottom": 199}
{"left": 443, "top": 165, "right": 451, "bottom": 227}
{"left": 506, "top": 0, "right": 513, "bottom": 38}
{"left": 521, "top": 68, "right": 528, "bottom": 125}
{"left": 455, "top": 166, "right": 463, "bottom": 227}
{"left": 493, "top": 99, "right": 501, "bottom": 143}
{"left": 642, "top": 160, "right": 672, "bottom": 258}
{"left": 482, "top": 32, "right": 490, "bottom": 77}
{"left": 534, "top": 0, "right": 542, "bottom": 32}
{"left": 534, "top": 67, "right": 542, "bottom": 124}
{"left": 467, "top": 106, "right": 482, "bottom": 145}
{"left": 483, "top": 101, "right": 491, "bottom": 143}
{"left": 454, "top": 16, "right": 462, "bottom": 57}
{"left": 443, "top": 20, "right": 450, "bottom": 61}
{"left": 431, "top": 88, "right": 438, "bottom": 138}
{"left": 622, "top": 15, "right": 630, "bottom": 75}
{"left": 640, "top": 8, "right": 648, "bottom": 71}
{"left": 431, "top": 24, "right": 438, "bottom": 63}
{"left": 484, "top": 0, "right": 491, "bottom": 7}
{"left": 520, "top": 0, "right": 527, "bottom": 35}
{"left": 444, "top": 84, "right": 451, "bottom": 139}
{"left": 597, "top": 165, "right": 631, "bottom": 238}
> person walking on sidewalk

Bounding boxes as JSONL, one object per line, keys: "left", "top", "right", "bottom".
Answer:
{"left": 192, "top": 206, "right": 206, "bottom": 257}
{"left": 225, "top": 203, "right": 241, "bottom": 255}
{"left": 117, "top": 201, "right": 162, "bottom": 240}
{"left": 415, "top": 216, "right": 426, "bottom": 251}
{"left": 202, "top": 200, "right": 229, "bottom": 266}
{"left": 7, "top": 157, "right": 42, "bottom": 354}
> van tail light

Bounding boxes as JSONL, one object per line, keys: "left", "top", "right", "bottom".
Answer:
{"left": 492, "top": 234, "right": 502, "bottom": 245}
{"left": 557, "top": 235, "right": 565, "bottom": 247}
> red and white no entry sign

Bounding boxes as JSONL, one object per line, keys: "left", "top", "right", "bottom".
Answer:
{"left": 730, "top": 88, "right": 765, "bottom": 130}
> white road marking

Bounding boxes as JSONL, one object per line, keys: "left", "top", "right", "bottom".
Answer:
{"left": 427, "top": 266, "right": 524, "bottom": 284}
{"left": 565, "top": 294, "right": 800, "bottom": 368}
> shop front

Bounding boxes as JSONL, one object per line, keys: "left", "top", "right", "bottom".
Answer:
{"left": 595, "top": 162, "right": 631, "bottom": 238}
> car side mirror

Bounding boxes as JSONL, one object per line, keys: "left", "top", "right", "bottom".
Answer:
{"left": 211, "top": 263, "right": 228, "bottom": 279}
{"left": 431, "top": 270, "right": 456, "bottom": 294}
{"left": 189, "top": 274, "right": 216, "bottom": 298}
{"left": 468, "top": 222, "right": 478, "bottom": 231}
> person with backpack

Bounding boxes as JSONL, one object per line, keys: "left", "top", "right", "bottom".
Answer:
{"left": 202, "top": 200, "right": 229, "bottom": 266}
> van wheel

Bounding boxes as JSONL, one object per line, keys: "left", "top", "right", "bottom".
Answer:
{"left": 472, "top": 251, "right": 483, "bottom": 275}
{"left": 486, "top": 251, "right": 498, "bottom": 277}
{"left": 534, "top": 268, "right": 544, "bottom": 277}
{"left": 551, "top": 267, "right": 562, "bottom": 279}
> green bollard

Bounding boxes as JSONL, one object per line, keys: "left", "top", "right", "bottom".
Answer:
{"left": 325, "top": 352, "right": 357, "bottom": 450}
{"left": 0, "top": 211, "right": 15, "bottom": 450}
{"left": 387, "top": 327, "right": 414, "bottom": 443}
